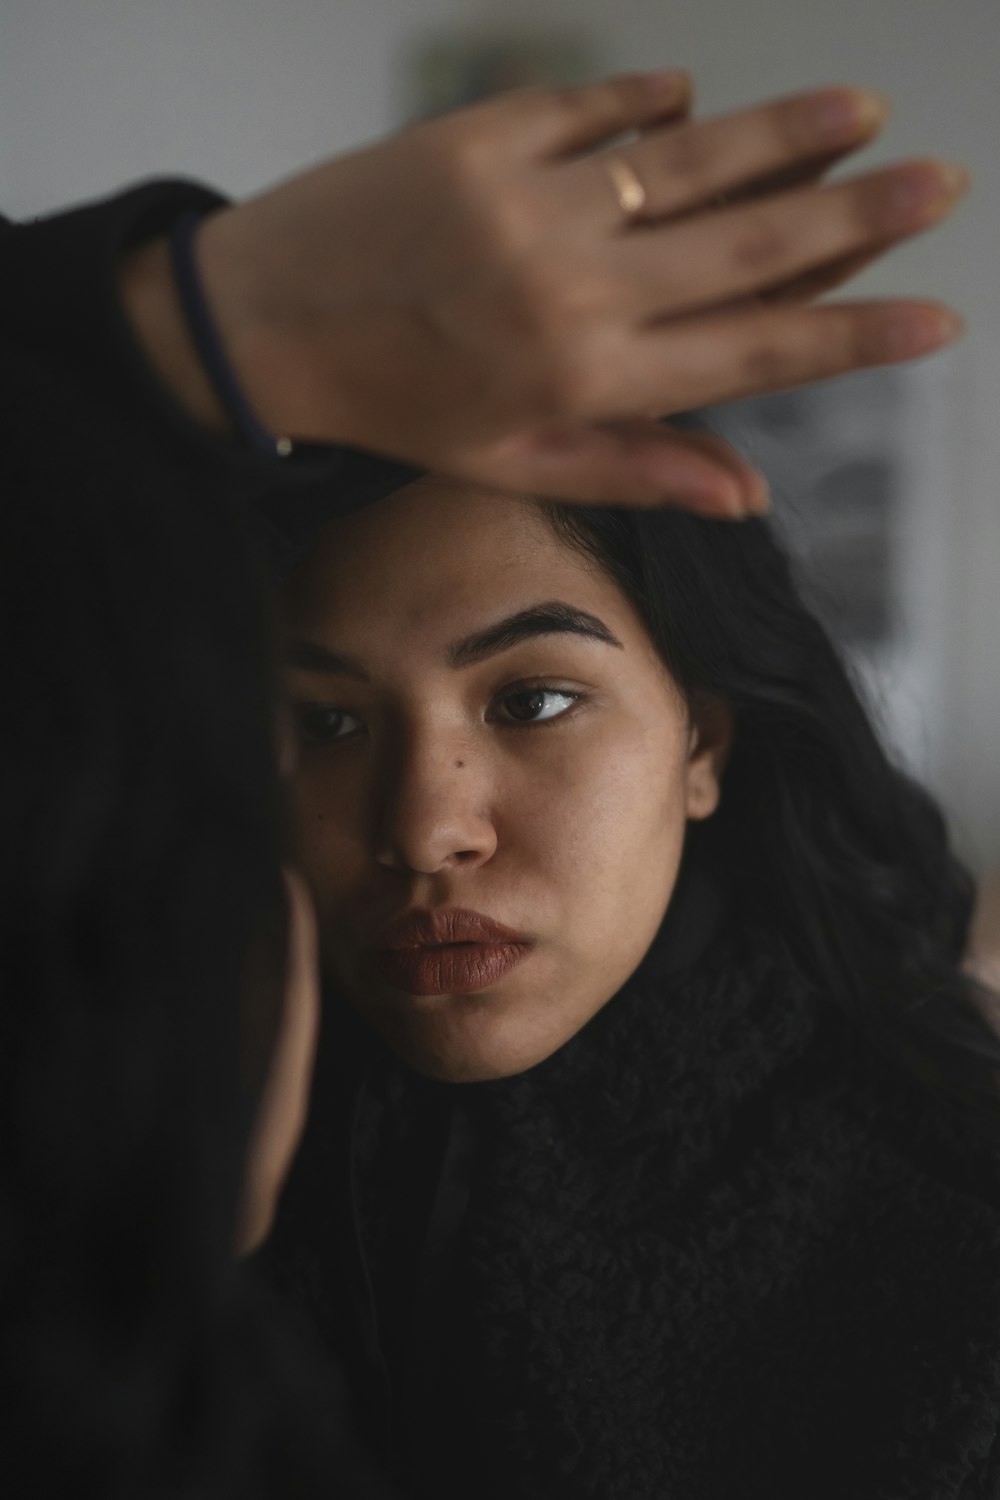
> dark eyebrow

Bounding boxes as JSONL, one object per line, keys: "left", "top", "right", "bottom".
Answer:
{"left": 286, "top": 600, "right": 623, "bottom": 680}
{"left": 447, "top": 601, "right": 623, "bottom": 667}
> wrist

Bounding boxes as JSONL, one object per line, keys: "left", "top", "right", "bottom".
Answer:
{"left": 194, "top": 195, "right": 365, "bottom": 449}
{"left": 168, "top": 212, "right": 294, "bottom": 457}
{"left": 118, "top": 235, "right": 232, "bottom": 434}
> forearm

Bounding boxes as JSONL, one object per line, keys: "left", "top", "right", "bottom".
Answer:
{"left": 3, "top": 180, "right": 420, "bottom": 574}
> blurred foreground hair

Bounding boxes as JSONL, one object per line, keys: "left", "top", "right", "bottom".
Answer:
{"left": 545, "top": 499, "right": 1000, "bottom": 1149}
{"left": 0, "top": 356, "right": 365, "bottom": 1497}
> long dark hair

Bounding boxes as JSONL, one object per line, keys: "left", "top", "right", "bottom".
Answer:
{"left": 0, "top": 355, "right": 366, "bottom": 1495}
{"left": 544, "top": 498, "right": 1000, "bottom": 1149}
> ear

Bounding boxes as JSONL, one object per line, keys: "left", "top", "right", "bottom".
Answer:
{"left": 236, "top": 869, "right": 320, "bottom": 1256}
{"left": 684, "top": 694, "right": 734, "bottom": 822}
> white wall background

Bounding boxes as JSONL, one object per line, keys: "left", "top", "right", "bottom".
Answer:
{"left": 4, "top": 0, "right": 998, "bottom": 875}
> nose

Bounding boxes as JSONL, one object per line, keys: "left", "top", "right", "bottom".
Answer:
{"left": 374, "top": 730, "right": 498, "bottom": 876}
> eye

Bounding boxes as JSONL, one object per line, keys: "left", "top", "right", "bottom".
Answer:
{"left": 495, "top": 686, "right": 582, "bottom": 725}
{"left": 292, "top": 702, "right": 364, "bottom": 746}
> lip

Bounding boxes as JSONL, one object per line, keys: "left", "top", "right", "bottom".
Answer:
{"left": 371, "top": 907, "right": 532, "bottom": 997}
{"left": 378, "top": 907, "right": 528, "bottom": 949}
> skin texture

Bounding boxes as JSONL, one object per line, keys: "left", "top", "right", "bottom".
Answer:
{"left": 280, "top": 479, "right": 731, "bottom": 1082}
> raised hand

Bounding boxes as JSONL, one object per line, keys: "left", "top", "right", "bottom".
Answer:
{"left": 126, "top": 71, "right": 969, "bottom": 515}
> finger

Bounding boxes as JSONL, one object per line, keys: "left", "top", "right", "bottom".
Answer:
{"left": 615, "top": 159, "right": 969, "bottom": 321}
{"left": 487, "top": 68, "right": 694, "bottom": 160}
{"left": 651, "top": 426, "right": 771, "bottom": 511}
{"left": 575, "top": 85, "right": 889, "bottom": 227}
{"left": 452, "top": 420, "right": 769, "bottom": 514}
{"left": 756, "top": 239, "right": 897, "bottom": 304}
{"left": 703, "top": 233, "right": 908, "bottom": 316}
{"left": 715, "top": 146, "right": 854, "bottom": 211}
{"left": 685, "top": 153, "right": 843, "bottom": 304}
{"left": 607, "top": 299, "right": 965, "bottom": 416}
{"left": 702, "top": 139, "right": 849, "bottom": 235}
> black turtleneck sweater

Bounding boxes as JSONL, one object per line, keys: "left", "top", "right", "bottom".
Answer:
{"left": 263, "top": 865, "right": 1000, "bottom": 1500}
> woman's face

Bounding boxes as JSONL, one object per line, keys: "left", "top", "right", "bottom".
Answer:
{"left": 282, "top": 479, "right": 729, "bottom": 1082}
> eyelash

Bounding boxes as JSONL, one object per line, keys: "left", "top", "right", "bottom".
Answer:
{"left": 493, "top": 685, "right": 584, "bottom": 726}
{"left": 292, "top": 684, "right": 585, "bottom": 747}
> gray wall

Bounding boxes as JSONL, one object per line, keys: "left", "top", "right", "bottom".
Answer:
{"left": 4, "top": 0, "right": 998, "bottom": 874}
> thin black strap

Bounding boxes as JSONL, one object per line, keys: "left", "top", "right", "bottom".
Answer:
{"left": 168, "top": 210, "right": 293, "bottom": 458}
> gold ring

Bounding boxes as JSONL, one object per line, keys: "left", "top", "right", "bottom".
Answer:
{"left": 604, "top": 153, "right": 647, "bottom": 223}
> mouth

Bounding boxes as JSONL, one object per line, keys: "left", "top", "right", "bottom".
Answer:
{"left": 372, "top": 941, "right": 530, "bottom": 996}
{"left": 371, "top": 908, "right": 532, "bottom": 997}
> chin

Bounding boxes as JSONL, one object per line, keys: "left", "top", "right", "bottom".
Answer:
{"left": 367, "top": 994, "right": 577, "bottom": 1084}
{"left": 400, "top": 1050, "right": 523, "bottom": 1084}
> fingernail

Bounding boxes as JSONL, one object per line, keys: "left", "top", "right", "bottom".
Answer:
{"left": 813, "top": 87, "right": 889, "bottom": 142}
{"left": 647, "top": 68, "right": 691, "bottom": 101}
{"left": 882, "top": 160, "right": 971, "bottom": 230}
{"left": 716, "top": 477, "right": 749, "bottom": 519}
{"left": 879, "top": 306, "right": 965, "bottom": 361}
{"left": 744, "top": 470, "right": 772, "bottom": 515}
{"left": 938, "top": 161, "right": 972, "bottom": 195}
{"left": 943, "top": 309, "right": 966, "bottom": 341}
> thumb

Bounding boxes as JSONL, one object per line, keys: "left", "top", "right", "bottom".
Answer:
{"left": 456, "top": 420, "right": 770, "bottom": 515}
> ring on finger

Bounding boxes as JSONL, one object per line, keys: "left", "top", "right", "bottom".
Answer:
{"left": 604, "top": 152, "right": 648, "bottom": 223}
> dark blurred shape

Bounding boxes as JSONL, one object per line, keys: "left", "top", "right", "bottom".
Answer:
{"left": 696, "top": 367, "right": 906, "bottom": 651}
{"left": 399, "top": 25, "right": 600, "bottom": 122}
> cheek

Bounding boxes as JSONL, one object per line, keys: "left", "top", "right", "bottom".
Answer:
{"left": 507, "top": 722, "right": 690, "bottom": 939}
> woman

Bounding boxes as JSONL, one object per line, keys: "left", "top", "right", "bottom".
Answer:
{"left": 0, "top": 70, "right": 814, "bottom": 1496}
{"left": 265, "top": 474, "right": 1000, "bottom": 1500}
{"left": 2, "top": 66, "right": 972, "bottom": 1495}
